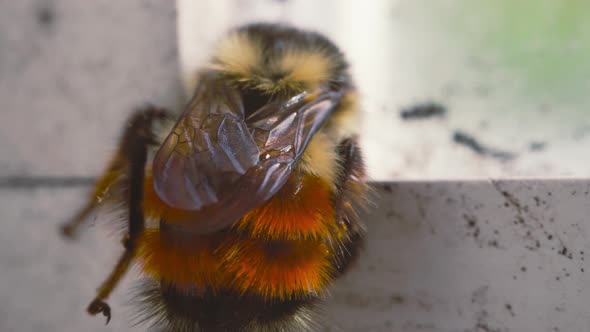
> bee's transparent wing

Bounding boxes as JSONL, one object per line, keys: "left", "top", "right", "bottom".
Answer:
{"left": 153, "top": 75, "right": 260, "bottom": 211}
{"left": 153, "top": 74, "right": 342, "bottom": 233}
{"left": 245, "top": 88, "right": 343, "bottom": 200}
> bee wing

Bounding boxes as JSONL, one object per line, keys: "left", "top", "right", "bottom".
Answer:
{"left": 153, "top": 74, "right": 341, "bottom": 234}
{"left": 153, "top": 74, "right": 260, "bottom": 210}
{"left": 246, "top": 87, "right": 343, "bottom": 200}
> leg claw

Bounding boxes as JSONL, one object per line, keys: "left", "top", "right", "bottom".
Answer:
{"left": 87, "top": 298, "right": 111, "bottom": 325}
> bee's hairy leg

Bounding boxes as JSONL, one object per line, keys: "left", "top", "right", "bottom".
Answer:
{"left": 86, "top": 106, "right": 171, "bottom": 324}
{"left": 87, "top": 249, "right": 133, "bottom": 324}
{"left": 60, "top": 106, "right": 170, "bottom": 239}
{"left": 60, "top": 165, "right": 125, "bottom": 239}
{"left": 60, "top": 201, "right": 96, "bottom": 238}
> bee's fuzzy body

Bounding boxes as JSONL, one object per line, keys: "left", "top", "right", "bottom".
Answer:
{"left": 68, "top": 23, "right": 367, "bottom": 332}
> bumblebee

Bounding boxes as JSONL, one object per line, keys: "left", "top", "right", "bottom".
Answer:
{"left": 62, "top": 23, "right": 368, "bottom": 332}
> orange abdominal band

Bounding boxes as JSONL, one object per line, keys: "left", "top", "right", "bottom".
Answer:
{"left": 136, "top": 231, "right": 334, "bottom": 299}
{"left": 138, "top": 171, "right": 337, "bottom": 299}
{"left": 235, "top": 174, "right": 336, "bottom": 240}
{"left": 220, "top": 238, "right": 333, "bottom": 300}
{"left": 143, "top": 172, "right": 336, "bottom": 240}
{"left": 135, "top": 229, "right": 226, "bottom": 290}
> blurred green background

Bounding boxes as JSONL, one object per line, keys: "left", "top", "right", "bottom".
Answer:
{"left": 440, "top": 1, "right": 590, "bottom": 110}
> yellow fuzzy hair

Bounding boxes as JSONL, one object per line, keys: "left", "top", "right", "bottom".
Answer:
{"left": 210, "top": 31, "right": 262, "bottom": 79}
{"left": 299, "top": 132, "right": 340, "bottom": 189}
{"left": 298, "top": 91, "right": 361, "bottom": 184}
{"left": 328, "top": 92, "right": 362, "bottom": 142}
{"left": 275, "top": 49, "right": 333, "bottom": 89}
{"left": 209, "top": 31, "right": 335, "bottom": 94}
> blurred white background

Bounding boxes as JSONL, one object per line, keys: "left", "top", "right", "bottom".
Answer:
{"left": 178, "top": 0, "right": 590, "bottom": 180}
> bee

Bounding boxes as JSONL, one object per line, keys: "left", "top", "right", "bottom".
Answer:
{"left": 61, "top": 23, "right": 368, "bottom": 332}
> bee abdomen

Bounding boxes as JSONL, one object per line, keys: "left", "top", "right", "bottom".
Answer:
{"left": 133, "top": 280, "right": 322, "bottom": 332}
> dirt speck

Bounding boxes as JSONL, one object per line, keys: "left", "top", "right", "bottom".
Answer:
{"left": 452, "top": 131, "right": 516, "bottom": 161}
{"left": 389, "top": 294, "right": 405, "bottom": 304}
{"left": 465, "top": 214, "right": 477, "bottom": 228}
{"left": 36, "top": 5, "right": 55, "bottom": 26}
{"left": 400, "top": 102, "right": 446, "bottom": 120}
{"left": 505, "top": 304, "right": 515, "bottom": 317}
{"left": 559, "top": 246, "right": 574, "bottom": 260}
{"left": 529, "top": 141, "right": 547, "bottom": 152}
{"left": 382, "top": 184, "right": 393, "bottom": 193}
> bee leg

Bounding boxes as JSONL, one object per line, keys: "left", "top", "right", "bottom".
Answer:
{"left": 60, "top": 164, "right": 124, "bottom": 238}
{"left": 86, "top": 106, "right": 170, "bottom": 324}
{"left": 87, "top": 248, "right": 134, "bottom": 324}
{"left": 60, "top": 201, "right": 96, "bottom": 238}
{"left": 60, "top": 106, "right": 170, "bottom": 239}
